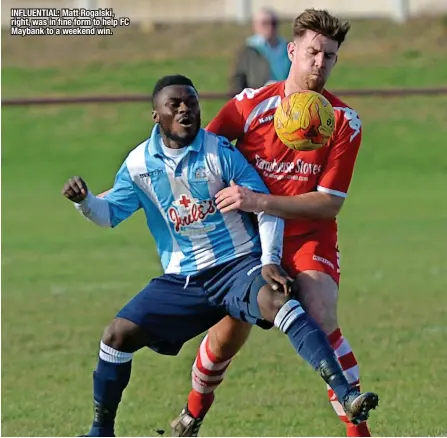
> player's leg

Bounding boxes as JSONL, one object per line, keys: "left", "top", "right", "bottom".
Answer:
{"left": 296, "top": 270, "right": 370, "bottom": 437}
{"left": 172, "top": 317, "right": 251, "bottom": 437}
{"left": 84, "top": 275, "right": 222, "bottom": 437}
{"left": 171, "top": 256, "right": 260, "bottom": 437}
{"left": 86, "top": 318, "right": 147, "bottom": 437}
{"left": 187, "top": 316, "right": 251, "bottom": 419}
{"left": 252, "top": 276, "right": 378, "bottom": 425}
{"left": 289, "top": 236, "right": 372, "bottom": 437}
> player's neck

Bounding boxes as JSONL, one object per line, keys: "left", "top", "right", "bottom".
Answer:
{"left": 284, "top": 78, "right": 324, "bottom": 96}
{"left": 161, "top": 133, "right": 187, "bottom": 150}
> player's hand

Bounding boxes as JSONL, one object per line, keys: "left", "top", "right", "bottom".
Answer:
{"left": 215, "top": 181, "right": 261, "bottom": 213}
{"left": 261, "top": 264, "right": 294, "bottom": 296}
{"left": 62, "top": 176, "right": 88, "bottom": 203}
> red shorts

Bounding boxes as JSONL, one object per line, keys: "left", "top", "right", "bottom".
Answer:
{"left": 282, "top": 231, "right": 340, "bottom": 286}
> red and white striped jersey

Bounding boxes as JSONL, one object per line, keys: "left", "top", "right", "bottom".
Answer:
{"left": 206, "top": 81, "right": 363, "bottom": 238}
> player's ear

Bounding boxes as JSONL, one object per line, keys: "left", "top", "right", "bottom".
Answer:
{"left": 287, "top": 41, "right": 295, "bottom": 62}
{"left": 152, "top": 110, "right": 159, "bottom": 123}
{"left": 334, "top": 54, "right": 338, "bottom": 66}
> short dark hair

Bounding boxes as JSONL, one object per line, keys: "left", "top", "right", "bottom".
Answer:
{"left": 152, "top": 74, "right": 197, "bottom": 106}
{"left": 293, "top": 9, "right": 351, "bottom": 47}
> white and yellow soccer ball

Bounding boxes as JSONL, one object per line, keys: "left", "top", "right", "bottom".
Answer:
{"left": 274, "top": 90, "right": 335, "bottom": 151}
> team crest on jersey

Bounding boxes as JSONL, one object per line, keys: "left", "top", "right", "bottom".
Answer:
{"left": 193, "top": 166, "right": 213, "bottom": 182}
{"left": 168, "top": 194, "right": 217, "bottom": 236}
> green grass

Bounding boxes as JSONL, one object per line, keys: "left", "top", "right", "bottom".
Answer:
{"left": 2, "top": 19, "right": 447, "bottom": 437}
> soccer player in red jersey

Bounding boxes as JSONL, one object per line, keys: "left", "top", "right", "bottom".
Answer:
{"left": 171, "top": 9, "right": 373, "bottom": 437}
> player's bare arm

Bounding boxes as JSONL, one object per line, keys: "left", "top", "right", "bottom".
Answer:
{"left": 216, "top": 184, "right": 344, "bottom": 219}
{"left": 258, "top": 191, "right": 344, "bottom": 219}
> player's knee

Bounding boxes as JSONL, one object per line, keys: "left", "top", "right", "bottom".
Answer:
{"left": 208, "top": 316, "right": 251, "bottom": 362}
{"left": 101, "top": 317, "right": 145, "bottom": 353}
{"left": 256, "top": 285, "right": 289, "bottom": 322}
{"left": 208, "top": 317, "right": 251, "bottom": 360}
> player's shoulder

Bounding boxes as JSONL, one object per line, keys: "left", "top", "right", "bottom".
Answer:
{"left": 203, "top": 129, "right": 235, "bottom": 151}
{"left": 123, "top": 138, "right": 150, "bottom": 177}
{"left": 126, "top": 139, "right": 148, "bottom": 162}
{"left": 323, "top": 89, "right": 362, "bottom": 141}
{"left": 202, "top": 131, "right": 243, "bottom": 175}
{"left": 233, "top": 81, "right": 283, "bottom": 111}
{"left": 323, "top": 89, "right": 361, "bottom": 121}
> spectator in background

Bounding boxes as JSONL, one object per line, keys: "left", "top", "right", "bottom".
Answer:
{"left": 230, "top": 7, "right": 291, "bottom": 94}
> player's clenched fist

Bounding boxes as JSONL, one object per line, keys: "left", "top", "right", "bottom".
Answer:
{"left": 62, "top": 176, "right": 88, "bottom": 203}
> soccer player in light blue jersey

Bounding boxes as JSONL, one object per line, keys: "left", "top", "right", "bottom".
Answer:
{"left": 62, "top": 75, "right": 378, "bottom": 437}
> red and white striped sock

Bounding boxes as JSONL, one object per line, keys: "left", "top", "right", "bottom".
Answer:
{"left": 327, "top": 328, "right": 371, "bottom": 437}
{"left": 187, "top": 335, "right": 233, "bottom": 419}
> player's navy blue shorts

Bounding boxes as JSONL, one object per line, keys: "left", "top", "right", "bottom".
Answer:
{"left": 116, "top": 253, "right": 270, "bottom": 356}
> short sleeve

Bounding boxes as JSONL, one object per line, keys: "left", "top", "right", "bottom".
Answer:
{"left": 206, "top": 97, "right": 246, "bottom": 142}
{"left": 317, "top": 107, "right": 362, "bottom": 198}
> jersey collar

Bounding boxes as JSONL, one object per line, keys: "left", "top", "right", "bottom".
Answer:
{"left": 147, "top": 124, "right": 204, "bottom": 158}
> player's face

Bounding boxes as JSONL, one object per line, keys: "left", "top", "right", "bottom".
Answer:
{"left": 153, "top": 85, "right": 201, "bottom": 147}
{"left": 287, "top": 30, "right": 339, "bottom": 92}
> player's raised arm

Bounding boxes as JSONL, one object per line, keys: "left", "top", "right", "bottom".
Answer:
{"left": 62, "top": 160, "right": 141, "bottom": 228}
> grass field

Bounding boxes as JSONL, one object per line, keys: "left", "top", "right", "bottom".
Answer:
{"left": 2, "top": 18, "right": 447, "bottom": 437}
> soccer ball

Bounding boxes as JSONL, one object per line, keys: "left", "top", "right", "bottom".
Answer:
{"left": 274, "top": 90, "right": 335, "bottom": 151}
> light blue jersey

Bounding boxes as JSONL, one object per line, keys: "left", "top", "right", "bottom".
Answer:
{"left": 101, "top": 125, "right": 280, "bottom": 275}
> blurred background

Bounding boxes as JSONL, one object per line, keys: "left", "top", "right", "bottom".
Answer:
{"left": 2, "top": 0, "right": 447, "bottom": 437}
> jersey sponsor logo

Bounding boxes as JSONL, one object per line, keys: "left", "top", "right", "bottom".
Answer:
{"left": 334, "top": 107, "right": 361, "bottom": 141}
{"left": 168, "top": 194, "right": 217, "bottom": 236}
{"left": 254, "top": 155, "right": 322, "bottom": 181}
